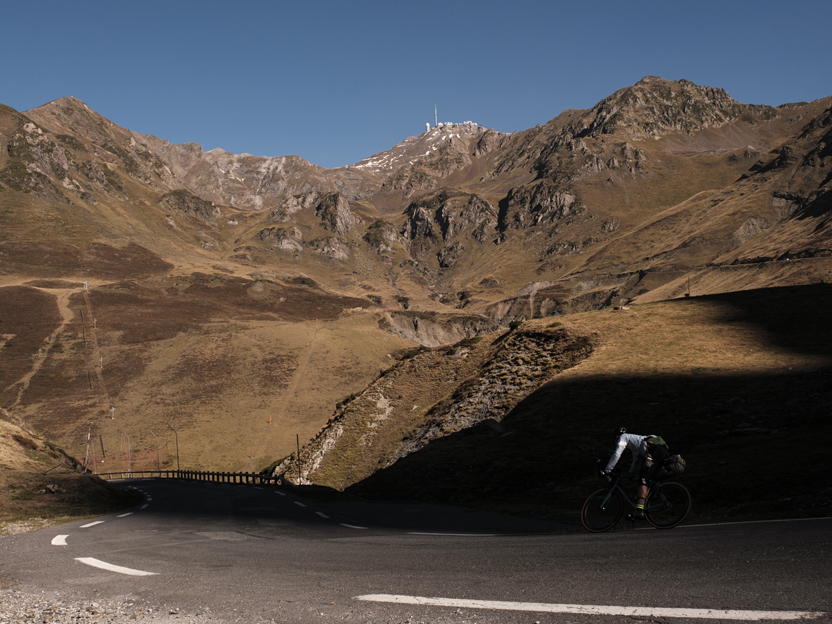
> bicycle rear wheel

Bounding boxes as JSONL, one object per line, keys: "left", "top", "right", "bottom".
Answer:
{"left": 581, "top": 488, "right": 624, "bottom": 532}
{"left": 645, "top": 482, "right": 691, "bottom": 529}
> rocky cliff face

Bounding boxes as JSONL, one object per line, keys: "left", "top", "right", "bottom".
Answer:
{"left": 135, "top": 138, "right": 338, "bottom": 211}
{"left": 575, "top": 76, "right": 747, "bottom": 140}
{"left": 498, "top": 179, "right": 579, "bottom": 232}
{"left": 273, "top": 325, "right": 594, "bottom": 488}
{"left": 380, "top": 123, "right": 493, "bottom": 197}
{"left": 257, "top": 190, "right": 358, "bottom": 261}
{"left": 400, "top": 190, "right": 498, "bottom": 270}
{"left": 389, "top": 328, "right": 593, "bottom": 464}
{"left": 159, "top": 189, "right": 221, "bottom": 224}
{"left": 378, "top": 311, "right": 500, "bottom": 347}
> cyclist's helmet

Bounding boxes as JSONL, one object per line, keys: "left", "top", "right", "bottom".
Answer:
{"left": 612, "top": 426, "right": 627, "bottom": 440}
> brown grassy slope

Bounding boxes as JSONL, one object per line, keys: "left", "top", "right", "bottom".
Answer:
{"left": 0, "top": 410, "right": 142, "bottom": 536}
{"left": 0, "top": 286, "right": 63, "bottom": 406}
{"left": 346, "top": 284, "right": 832, "bottom": 522}
{"left": 1, "top": 276, "right": 415, "bottom": 475}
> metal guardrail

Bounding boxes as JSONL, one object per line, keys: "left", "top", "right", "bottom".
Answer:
{"left": 96, "top": 470, "right": 282, "bottom": 486}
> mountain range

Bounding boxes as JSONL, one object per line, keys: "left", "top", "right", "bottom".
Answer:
{"left": 1, "top": 76, "right": 830, "bottom": 504}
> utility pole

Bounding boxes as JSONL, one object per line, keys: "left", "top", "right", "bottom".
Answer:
{"left": 434, "top": 105, "right": 437, "bottom": 128}
{"left": 168, "top": 424, "right": 180, "bottom": 471}
{"left": 121, "top": 430, "right": 131, "bottom": 475}
{"left": 149, "top": 430, "right": 160, "bottom": 470}
{"left": 83, "top": 430, "right": 91, "bottom": 473}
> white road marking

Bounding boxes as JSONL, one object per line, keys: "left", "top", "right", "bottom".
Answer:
{"left": 408, "top": 532, "right": 496, "bottom": 537}
{"left": 75, "top": 557, "right": 157, "bottom": 576}
{"left": 354, "top": 595, "right": 824, "bottom": 620}
{"left": 340, "top": 524, "right": 368, "bottom": 530}
{"left": 140, "top": 504, "right": 149, "bottom": 509}
{"left": 79, "top": 521, "right": 105, "bottom": 528}
{"left": 294, "top": 501, "right": 306, "bottom": 507}
{"left": 315, "top": 512, "right": 329, "bottom": 518}
{"left": 51, "top": 535, "right": 68, "bottom": 546}
{"left": 274, "top": 491, "right": 286, "bottom": 496}
{"left": 684, "top": 516, "right": 832, "bottom": 529}
{"left": 118, "top": 512, "right": 133, "bottom": 517}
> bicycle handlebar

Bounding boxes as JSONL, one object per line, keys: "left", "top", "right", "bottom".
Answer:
{"left": 595, "top": 459, "right": 634, "bottom": 481}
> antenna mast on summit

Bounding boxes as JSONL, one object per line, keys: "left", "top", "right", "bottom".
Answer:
{"left": 435, "top": 105, "right": 437, "bottom": 128}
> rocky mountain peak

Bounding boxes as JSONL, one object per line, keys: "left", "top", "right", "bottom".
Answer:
{"left": 25, "top": 96, "right": 126, "bottom": 146}
{"left": 575, "top": 77, "right": 746, "bottom": 139}
{"left": 347, "top": 121, "right": 493, "bottom": 175}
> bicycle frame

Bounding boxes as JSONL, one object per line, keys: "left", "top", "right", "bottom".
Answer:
{"left": 583, "top": 467, "right": 691, "bottom": 531}
{"left": 598, "top": 474, "right": 653, "bottom": 511}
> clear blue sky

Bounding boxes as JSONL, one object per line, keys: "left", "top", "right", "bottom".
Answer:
{"left": 4, "top": 1, "right": 830, "bottom": 169}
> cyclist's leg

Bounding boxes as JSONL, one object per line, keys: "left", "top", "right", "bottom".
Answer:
{"left": 649, "top": 445, "right": 670, "bottom": 480}
{"left": 633, "top": 477, "right": 647, "bottom": 517}
{"left": 634, "top": 456, "right": 651, "bottom": 517}
{"left": 638, "top": 445, "right": 669, "bottom": 514}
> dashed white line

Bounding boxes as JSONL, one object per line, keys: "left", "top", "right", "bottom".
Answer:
{"left": 315, "top": 512, "right": 330, "bottom": 519}
{"left": 79, "top": 521, "right": 105, "bottom": 528}
{"left": 354, "top": 595, "right": 825, "bottom": 620}
{"left": 75, "top": 557, "right": 157, "bottom": 577}
{"left": 51, "top": 535, "right": 68, "bottom": 546}
{"left": 118, "top": 512, "right": 133, "bottom": 518}
{"left": 294, "top": 501, "right": 307, "bottom": 508}
{"left": 340, "top": 523, "right": 368, "bottom": 530}
{"left": 274, "top": 491, "right": 286, "bottom": 496}
{"left": 140, "top": 504, "right": 149, "bottom": 509}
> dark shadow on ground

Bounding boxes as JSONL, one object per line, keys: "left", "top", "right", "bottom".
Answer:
{"left": 106, "top": 477, "right": 575, "bottom": 536}
{"left": 346, "top": 284, "right": 832, "bottom": 524}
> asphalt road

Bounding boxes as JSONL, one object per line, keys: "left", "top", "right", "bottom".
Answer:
{"left": 1, "top": 479, "right": 830, "bottom": 623}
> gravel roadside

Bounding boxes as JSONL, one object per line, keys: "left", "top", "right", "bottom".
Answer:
{"left": 0, "top": 590, "right": 229, "bottom": 624}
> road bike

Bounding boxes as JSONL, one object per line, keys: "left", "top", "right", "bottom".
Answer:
{"left": 581, "top": 464, "right": 691, "bottom": 532}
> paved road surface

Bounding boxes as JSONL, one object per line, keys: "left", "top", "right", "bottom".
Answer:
{"left": 1, "top": 479, "right": 829, "bottom": 623}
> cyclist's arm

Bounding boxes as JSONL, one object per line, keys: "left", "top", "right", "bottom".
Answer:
{"left": 604, "top": 440, "right": 626, "bottom": 473}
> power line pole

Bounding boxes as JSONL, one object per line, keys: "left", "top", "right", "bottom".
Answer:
{"left": 149, "top": 430, "right": 160, "bottom": 470}
{"left": 168, "top": 424, "right": 180, "bottom": 472}
{"left": 121, "top": 430, "right": 131, "bottom": 475}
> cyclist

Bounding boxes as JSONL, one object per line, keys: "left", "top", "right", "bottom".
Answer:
{"left": 600, "top": 427, "right": 669, "bottom": 518}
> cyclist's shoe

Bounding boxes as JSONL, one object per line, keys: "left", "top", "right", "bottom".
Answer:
{"left": 633, "top": 508, "right": 645, "bottom": 519}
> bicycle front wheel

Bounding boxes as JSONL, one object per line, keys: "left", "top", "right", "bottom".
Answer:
{"left": 581, "top": 488, "right": 624, "bottom": 532}
{"left": 645, "top": 482, "right": 691, "bottom": 529}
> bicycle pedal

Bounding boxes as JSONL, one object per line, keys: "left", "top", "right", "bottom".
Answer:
{"left": 626, "top": 514, "right": 636, "bottom": 523}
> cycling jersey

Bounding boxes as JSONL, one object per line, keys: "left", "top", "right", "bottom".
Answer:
{"left": 604, "top": 433, "right": 657, "bottom": 474}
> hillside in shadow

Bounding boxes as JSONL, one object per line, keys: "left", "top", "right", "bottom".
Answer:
{"left": 347, "top": 284, "right": 832, "bottom": 522}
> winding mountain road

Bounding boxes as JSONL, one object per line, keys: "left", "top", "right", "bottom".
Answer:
{"left": 1, "top": 479, "right": 829, "bottom": 623}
